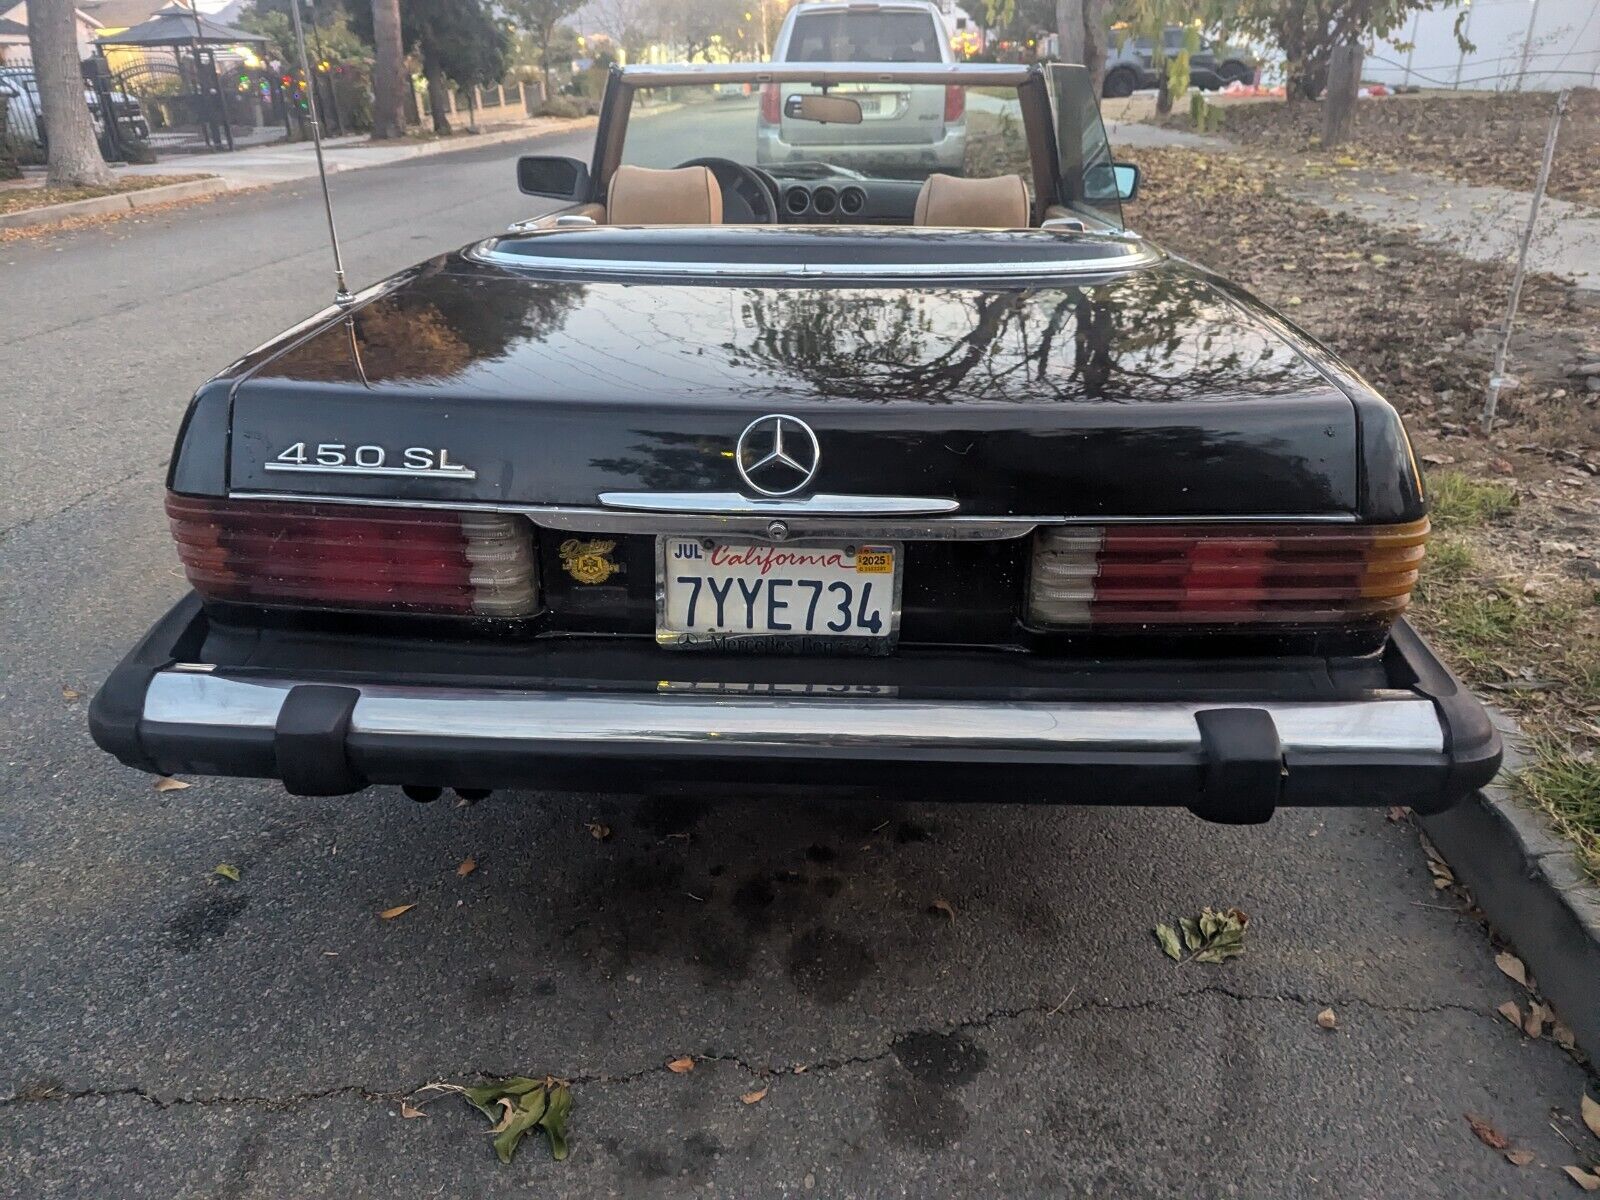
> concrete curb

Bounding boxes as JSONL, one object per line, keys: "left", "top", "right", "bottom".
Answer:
{"left": 1418, "top": 711, "right": 1600, "bottom": 1060}
{"left": 0, "top": 175, "right": 229, "bottom": 231}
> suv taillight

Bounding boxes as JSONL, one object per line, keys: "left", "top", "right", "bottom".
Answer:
{"left": 1026, "top": 519, "right": 1428, "bottom": 628}
{"left": 760, "top": 83, "right": 782, "bottom": 124}
{"left": 167, "top": 494, "right": 538, "bottom": 617}
{"left": 943, "top": 85, "right": 965, "bottom": 122}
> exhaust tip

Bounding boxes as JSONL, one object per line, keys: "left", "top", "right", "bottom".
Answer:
{"left": 403, "top": 784, "right": 442, "bottom": 803}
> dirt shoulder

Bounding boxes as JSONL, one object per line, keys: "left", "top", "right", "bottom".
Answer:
{"left": 1122, "top": 143, "right": 1599, "bottom": 875}
{"left": 1197, "top": 88, "right": 1600, "bottom": 209}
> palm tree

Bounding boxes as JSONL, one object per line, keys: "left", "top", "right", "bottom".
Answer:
{"left": 28, "top": 0, "right": 111, "bottom": 187}
{"left": 369, "top": 0, "right": 408, "bottom": 138}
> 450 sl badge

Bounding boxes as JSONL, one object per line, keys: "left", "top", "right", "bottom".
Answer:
{"left": 265, "top": 442, "right": 476, "bottom": 480}
{"left": 560, "top": 539, "right": 622, "bottom": 585}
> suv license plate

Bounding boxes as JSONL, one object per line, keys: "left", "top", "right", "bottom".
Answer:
{"left": 656, "top": 537, "right": 901, "bottom": 653}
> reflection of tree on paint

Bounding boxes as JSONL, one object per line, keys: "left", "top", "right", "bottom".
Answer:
{"left": 272, "top": 269, "right": 585, "bottom": 384}
{"left": 721, "top": 270, "right": 1309, "bottom": 404}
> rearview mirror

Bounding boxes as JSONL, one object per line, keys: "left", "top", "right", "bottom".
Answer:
{"left": 784, "top": 93, "right": 863, "bottom": 125}
{"left": 517, "top": 155, "right": 590, "bottom": 200}
{"left": 1112, "top": 163, "right": 1140, "bottom": 200}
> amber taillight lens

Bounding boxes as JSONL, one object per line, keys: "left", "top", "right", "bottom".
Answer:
{"left": 167, "top": 494, "right": 539, "bottom": 617}
{"left": 1027, "top": 519, "right": 1428, "bottom": 628}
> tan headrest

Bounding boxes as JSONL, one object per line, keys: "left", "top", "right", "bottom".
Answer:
{"left": 913, "top": 173, "right": 1030, "bottom": 228}
{"left": 606, "top": 164, "right": 723, "bottom": 225}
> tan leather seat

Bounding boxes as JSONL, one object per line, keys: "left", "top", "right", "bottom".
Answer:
{"left": 913, "top": 173, "right": 1030, "bottom": 228}
{"left": 606, "top": 164, "right": 723, "bottom": 225}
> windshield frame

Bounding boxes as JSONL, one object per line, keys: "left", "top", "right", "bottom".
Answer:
{"left": 585, "top": 62, "right": 1126, "bottom": 233}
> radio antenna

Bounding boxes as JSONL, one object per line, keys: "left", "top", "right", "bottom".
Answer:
{"left": 288, "top": 0, "right": 352, "bottom": 306}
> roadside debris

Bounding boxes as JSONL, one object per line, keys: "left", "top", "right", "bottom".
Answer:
{"left": 1154, "top": 907, "right": 1250, "bottom": 964}
{"left": 414, "top": 1076, "right": 571, "bottom": 1164}
{"left": 213, "top": 864, "right": 240, "bottom": 882}
{"left": 153, "top": 776, "right": 190, "bottom": 792}
{"left": 1316, "top": 1008, "right": 1337, "bottom": 1030}
{"left": 1465, "top": 1112, "right": 1510, "bottom": 1150}
{"left": 666, "top": 1055, "right": 695, "bottom": 1074}
{"left": 379, "top": 903, "right": 416, "bottom": 920}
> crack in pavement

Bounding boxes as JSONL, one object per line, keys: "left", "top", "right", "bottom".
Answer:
{"left": 0, "top": 983, "right": 1502, "bottom": 1114}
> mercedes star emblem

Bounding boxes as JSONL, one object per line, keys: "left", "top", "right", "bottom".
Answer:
{"left": 735, "top": 414, "right": 820, "bottom": 497}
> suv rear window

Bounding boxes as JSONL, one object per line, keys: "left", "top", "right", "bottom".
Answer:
{"left": 787, "top": 11, "right": 944, "bottom": 62}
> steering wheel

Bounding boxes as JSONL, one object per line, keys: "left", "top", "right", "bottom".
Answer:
{"left": 675, "top": 157, "right": 779, "bottom": 225}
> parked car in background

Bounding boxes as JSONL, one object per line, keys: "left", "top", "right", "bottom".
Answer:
{"left": 1101, "top": 28, "right": 1257, "bottom": 98}
{"left": 761, "top": 0, "right": 966, "bottom": 177}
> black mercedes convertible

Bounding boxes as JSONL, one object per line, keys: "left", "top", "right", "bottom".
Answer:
{"left": 90, "top": 62, "right": 1500, "bottom": 823}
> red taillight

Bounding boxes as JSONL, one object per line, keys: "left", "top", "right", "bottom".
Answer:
{"left": 943, "top": 84, "right": 965, "bottom": 123}
{"left": 1027, "top": 519, "right": 1428, "bottom": 628}
{"left": 760, "top": 83, "right": 782, "bottom": 124}
{"left": 167, "top": 494, "right": 538, "bottom": 617}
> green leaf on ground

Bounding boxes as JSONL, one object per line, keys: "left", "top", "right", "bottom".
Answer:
{"left": 447, "top": 1075, "right": 573, "bottom": 1166}
{"left": 213, "top": 864, "right": 240, "bottom": 882}
{"left": 1156, "top": 907, "right": 1250, "bottom": 964}
{"left": 1154, "top": 923, "right": 1183, "bottom": 961}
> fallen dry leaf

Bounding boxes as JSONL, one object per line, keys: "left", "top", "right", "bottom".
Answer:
{"left": 586, "top": 822, "right": 612, "bottom": 841}
{"left": 1524, "top": 1002, "right": 1548, "bottom": 1039}
{"left": 456, "top": 856, "right": 477, "bottom": 877}
{"left": 1504, "top": 1148, "right": 1534, "bottom": 1166}
{"left": 1565, "top": 1166, "right": 1600, "bottom": 1192}
{"left": 1583, "top": 1093, "right": 1600, "bottom": 1140}
{"left": 1316, "top": 1007, "right": 1337, "bottom": 1030}
{"left": 61, "top": 687, "right": 82, "bottom": 701}
{"left": 1554, "top": 1021, "right": 1577, "bottom": 1050}
{"left": 154, "top": 776, "right": 191, "bottom": 793}
{"left": 666, "top": 1056, "right": 695, "bottom": 1074}
{"left": 740, "top": 1087, "right": 768, "bottom": 1105}
{"left": 1466, "top": 1113, "right": 1510, "bottom": 1150}
{"left": 489, "top": 1096, "right": 518, "bottom": 1133}
{"left": 400, "top": 1100, "right": 427, "bottom": 1119}
{"left": 1386, "top": 806, "right": 1408, "bottom": 822}
{"left": 379, "top": 904, "right": 416, "bottom": 920}
{"left": 1495, "top": 951, "right": 1529, "bottom": 988}
{"left": 1496, "top": 1000, "right": 1522, "bottom": 1028}
{"left": 929, "top": 899, "right": 957, "bottom": 922}
{"left": 213, "top": 864, "right": 241, "bottom": 883}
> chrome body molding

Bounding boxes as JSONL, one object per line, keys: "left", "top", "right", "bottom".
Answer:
{"left": 142, "top": 671, "right": 1446, "bottom": 756}
{"left": 263, "top": 462, "right": 478, "bottom": 481}
{"left": 596, "top": 491, "right": 959, "bottom": 516}
{"left": 465, "top": 239, "right": 1163, "bottom": 281}
{"left": 227, "top": 490, "right": 1360, "bottom": 541}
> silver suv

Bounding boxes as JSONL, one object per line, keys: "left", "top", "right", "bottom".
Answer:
{"left": 758, "top": 0, "right": 966, "bottom": 177}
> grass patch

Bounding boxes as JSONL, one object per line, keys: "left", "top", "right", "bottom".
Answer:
{"left": 1515, "top": 746, "right": 1600, "bottom": 880}
{"left": 1425, "top": 471, "right": 1518, "bottom": 528}
{"left": 0, "top": 173, "right": 211, "bottom": 218}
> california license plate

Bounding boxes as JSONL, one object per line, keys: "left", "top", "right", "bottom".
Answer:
{"left": 657, "top": 537, "right": 902, "bottom": 652}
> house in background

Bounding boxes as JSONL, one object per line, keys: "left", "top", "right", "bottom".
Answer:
{"left": 0, "top": 2, "right": 105, "bottom": 64}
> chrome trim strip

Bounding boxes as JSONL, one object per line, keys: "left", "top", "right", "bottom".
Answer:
{"left": 226, "top": 490, "right": 1361, "bottom": 540}
{"left": 466, "top": 239, "right": 1162, "bottom": 281}
{"left": 598, "top": 491, "right": 959, "bottom": 516}
{"left": 263, "top": 462, "right": 478, "bottom": 481}
{"left": 620, "top": 62, "right": 1036, "bottom": 86}
{"left": 142, "top": 672, "right": 1446, "bottom": 756}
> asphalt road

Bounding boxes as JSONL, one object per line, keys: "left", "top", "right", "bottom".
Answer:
{"left": 1, "top": 126, "right": 1594, "bottom": 1199}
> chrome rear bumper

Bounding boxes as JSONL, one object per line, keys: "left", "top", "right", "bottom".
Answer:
{"left": 145, "top": 669, "right": 1447, "bottom": 757}
{"left": 90, "top": 598, "right": 1501, "bottom": 819}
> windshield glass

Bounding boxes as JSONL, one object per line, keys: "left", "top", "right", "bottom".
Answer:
{"left": 622, "top": 82, "right": 1022, "bottom": 186}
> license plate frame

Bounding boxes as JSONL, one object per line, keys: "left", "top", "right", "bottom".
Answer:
{"left": 655, "top": 536, "right": 903, "bottom": 654}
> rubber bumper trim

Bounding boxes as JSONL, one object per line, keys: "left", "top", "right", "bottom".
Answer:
{"left": 275, "top": 685, "right": 363, "bottom": 796}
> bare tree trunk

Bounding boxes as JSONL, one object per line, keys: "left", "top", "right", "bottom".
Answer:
{"left": 28, "top": 0, "right": 111, "bottom": 187}
{"left": 368, "top": 0, "right": 407, "bottom": 139}
{"left": 1321, "top": 42, "right": 1363, "bottom": 146}
{"left": 423, "top": 58, "right": 451, "bottom": 134}
{"left": 1055, "top": 0, "right": 1085, "bottom": 65}
{"left": 1082, "top": 0, "right": 1107, "bottom": 95}
{"left": 1156, "top": 71, "right": 1172, "bottom": 115}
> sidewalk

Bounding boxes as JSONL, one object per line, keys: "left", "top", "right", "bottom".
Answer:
{"left": 115, "top": 116, "right": 595, "bottom": 190}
